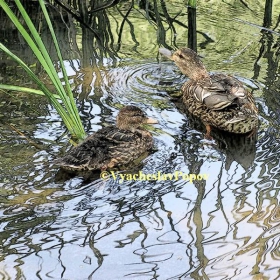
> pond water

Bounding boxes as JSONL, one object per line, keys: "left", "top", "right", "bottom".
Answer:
{"left": 1, "top": 1, "right": 280, "bottom": 279}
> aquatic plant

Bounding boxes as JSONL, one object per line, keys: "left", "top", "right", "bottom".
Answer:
{"left": 0, "top": 0, "right": 86, "bottom": 141}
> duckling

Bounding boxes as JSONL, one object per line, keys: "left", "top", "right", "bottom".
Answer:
{"left": 54, "top": 105, "right": 157, "bottom": 171}
{"left": 159, "top": 47, "right": 258, "bottom": 136}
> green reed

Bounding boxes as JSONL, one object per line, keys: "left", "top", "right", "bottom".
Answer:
{"left": 0, "top": 0, "right": 86, "bottom": 141}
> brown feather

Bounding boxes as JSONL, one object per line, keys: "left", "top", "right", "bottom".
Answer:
{"left": 159, "top": 47, "right": 258, "bottom": 134}
{"left": 54, "top": 106, "right": 157, "bottom": 171}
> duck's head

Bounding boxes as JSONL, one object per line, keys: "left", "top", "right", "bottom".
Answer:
{"left": 159, "top": 47, "right": 209, "bottom": 81}
{"left": 116, "top": 105, "right": 158, "bottom": 130}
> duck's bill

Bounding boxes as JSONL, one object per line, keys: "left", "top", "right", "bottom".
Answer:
{"left": 146, "top": 117, "right": 158, "bottom": 124}
{"left": 159, "top": 48, "right": 173, "bottom": 60}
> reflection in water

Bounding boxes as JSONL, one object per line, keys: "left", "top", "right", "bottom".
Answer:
{"left": 1, "top": 1, "right": 280, "bottom": 279}
{"left": 188, "top": 2, "right": 197, "bottom": 52}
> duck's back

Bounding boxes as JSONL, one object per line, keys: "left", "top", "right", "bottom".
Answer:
{"left": 182, "top": 73, "right": 258, "bottom": 134}
{"left": 54, "top": 126, "right": 153, "bottom": 171}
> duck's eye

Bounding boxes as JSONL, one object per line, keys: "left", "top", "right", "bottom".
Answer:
{"left": 177, "top": 53, "right": 185, "bottom": 59}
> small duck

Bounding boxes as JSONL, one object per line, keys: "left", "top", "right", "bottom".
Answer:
{"left": 54, "top": 105, "right": 157, "bottom": 171}
{"left": 159, "top": 47, "right": 258, "bottom": 136}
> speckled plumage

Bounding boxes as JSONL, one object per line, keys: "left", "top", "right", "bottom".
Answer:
{"left": 159, "top": 47, "right": 258, "bottom": 134}
{"left": 54, "top": 106, "right": 157, "bottom": 171}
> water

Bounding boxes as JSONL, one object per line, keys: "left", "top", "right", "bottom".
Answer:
{"left": 1, "top": 1, "right": 280, "bottom": 279}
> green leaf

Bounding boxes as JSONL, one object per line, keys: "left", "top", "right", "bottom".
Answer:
{"left": 0, "top": 0, "right": 86, "bottom": 140}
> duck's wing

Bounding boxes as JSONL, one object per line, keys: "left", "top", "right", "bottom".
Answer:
{"left": 88, "top": 127, "right": 149, "bottom": 170}
{"left": 102, "top": 128, "right": 150, "bottom": 159}
{"left": 100, "top": 127, "right": 141, "bottom": 143}
{"left": 192, "top": 74, "right": 248, "bottom": 110}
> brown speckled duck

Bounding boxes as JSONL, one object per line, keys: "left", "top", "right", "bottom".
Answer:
{"left": 54, "top": 105, "right": 157, "bottom": 171}
{"left": 159, "top": 47, "right": 258, "bottom": 136}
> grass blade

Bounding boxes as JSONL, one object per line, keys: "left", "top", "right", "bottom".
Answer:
{"left": 0, "top": 0, "right": 86, "bottom": 140}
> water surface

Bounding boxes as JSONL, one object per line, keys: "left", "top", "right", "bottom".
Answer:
{"left": 1, "top": 1, "right": 280, "bottom": 279}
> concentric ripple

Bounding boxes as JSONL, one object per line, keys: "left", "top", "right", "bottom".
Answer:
{"left": 103, "top": 61, "right": 186, "bottom": 104}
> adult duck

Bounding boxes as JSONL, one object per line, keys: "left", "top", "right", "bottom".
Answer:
{"left": 159, "top": 47, "right": 258, "bottom": 136}
{"left": 54, "top": 105, "right": 157, "bottom": 171}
